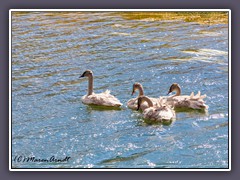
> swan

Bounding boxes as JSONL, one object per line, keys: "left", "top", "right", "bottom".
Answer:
{"left": 127, "top": 82, "right": 159, "bottom": 110}
{"left": 166, "top": 83, "right": 208, "bottom": 110}
{"left": 79, "top": 70, "right": 122, "bottom": 107}
{"left": 137, "top": 95, "right": 176, "bottom": 122}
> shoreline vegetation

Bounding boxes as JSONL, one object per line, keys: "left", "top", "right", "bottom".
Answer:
{"left": 12, "top": 11, "right": 228, "bottom": 25}
{"left": 118, "top": 12, "right": 228, "bottom": 25}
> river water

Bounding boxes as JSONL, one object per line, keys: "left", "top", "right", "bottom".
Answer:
{"left": 11, "top": 11, "right": 229, "bottom": 169}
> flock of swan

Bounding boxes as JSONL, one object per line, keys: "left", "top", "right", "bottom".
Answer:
{"left": 79, "top": 70, "right": 208, "bottom": 123}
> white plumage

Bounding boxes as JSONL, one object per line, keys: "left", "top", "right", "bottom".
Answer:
{"left": 127, "top": 82, "right": 159, "bottom": 110}
{"left": 137, "top": 96, "right": 176, "bottom": 122}
{"left": 79, "top": 70, "right": 122, "bottom": 108}
{"left": 166, "top": 83, "right": 208, "bottom": 110}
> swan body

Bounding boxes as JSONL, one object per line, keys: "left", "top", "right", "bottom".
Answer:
{"left": 127, "top": 83, "right": 160, "bottom": 110}
{"left": 166, "top": 83, "right": 208, "bottom": 110}
{"left": 79, "top": 70, "right": 122, "bottom": 107}
{"left": 137, "top": 96, "right": 176, "bottom": 122}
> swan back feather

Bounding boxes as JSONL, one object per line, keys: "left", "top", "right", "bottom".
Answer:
{"left": 82, "top": 91, "right": 122, "bottom": 107}
{"left": 167, "top": 83, "right": 208, "bottom": 110}
{"left": 138, "top": 96, "right": 176, "bottom": 122}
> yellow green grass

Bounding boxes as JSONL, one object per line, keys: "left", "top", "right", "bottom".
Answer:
{"left": 12, "top": 11, "right": 228, "bottom": 25}
{"left": 118, "top": 11, "right": 228, "bottom": 25}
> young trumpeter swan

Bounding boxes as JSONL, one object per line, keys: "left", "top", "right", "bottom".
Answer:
{"left": 166, "top": 83, "right": 208, "bottom": 110}
{"left": 127, "top": 82, "right": 160, "bottom": 110}
{"left": 79, "top": 70, "right": 122, "bottom": 107}
{"left": 137, "top": 95, "right": 176, "bottom": 122}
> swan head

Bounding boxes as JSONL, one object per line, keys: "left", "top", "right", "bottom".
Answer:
{"left": 131, "top": 82, "right": 142, "bottom": 96}
{"left": 79, "top": 70, "right": 93, "bottom": 78}
{"left": 168, "top": 83, "right": 181, "bottom": 95}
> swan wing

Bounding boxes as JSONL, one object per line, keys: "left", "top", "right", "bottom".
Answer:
{"left": 103, "top": 89, "right": 111, "bottom": 95}
{"left": 188, "top": 100, "right": 209, "bottom": 109}
{"left": 190, "top": 92, "right": 194, "bottom": 98}
{"left": 166, "top": 94, "right": 208, "bottom": 110}
{"left": 190, "top": 91, "right": 207, "bottom": 100}
{"left": 157, "top": 108, "right": 175, "bottom": 120}
{"left": 82, "top": 92, "right": 122, "bottom": 107}
{"left": 127, "top": 98, "right": 138, "bottom": 109}
{"left": 143, "top": 106, "right": 175, "bottom": 121}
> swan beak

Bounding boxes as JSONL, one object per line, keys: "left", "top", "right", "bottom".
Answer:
{"left": 79, "top": 73, "right": 84, "bottom": 78}
{"left": 167, "top": 89, "right": 172, "bottom": 95}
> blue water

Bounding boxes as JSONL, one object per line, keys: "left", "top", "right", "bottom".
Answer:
{"left": 11, "top": 12, "right": 229, "bottom": 169}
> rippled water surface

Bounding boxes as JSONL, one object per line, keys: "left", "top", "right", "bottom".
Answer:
{"left": 11, "top": 12, "right": 229, "bottom": 169}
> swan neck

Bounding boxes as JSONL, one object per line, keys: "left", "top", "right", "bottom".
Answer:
{"left": 175, "top": 86, "right": 181, "bottom": 96}
{"left": 143, "top": 97, "right": 153, "bottom": 107}
{"left": 87, "top": 74, "right": 93, "bottom": 96}
{"left": 137, "top": 85, "right": 144, "bottom": 96}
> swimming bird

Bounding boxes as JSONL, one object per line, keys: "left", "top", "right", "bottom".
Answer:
{"left": 79, "top": 70, "right": 122, "bottom": 107}
{"left": 127, "top": 82, "right": 160, "bottom": 110}
{"left": 137, "top": 95, "right": 176, "bottom": 122}
{"left": 166, "top": 83, "right": 208, "bottom": 110}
